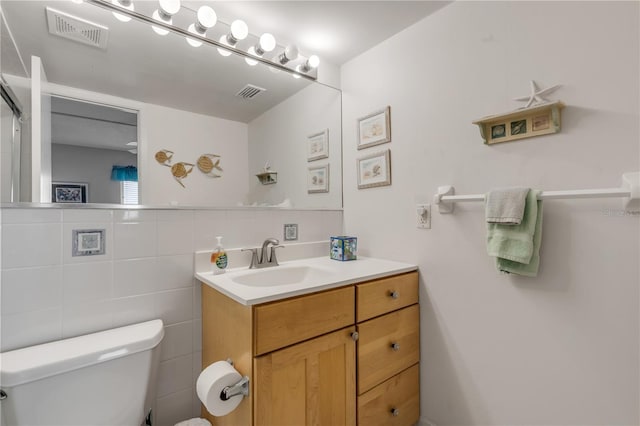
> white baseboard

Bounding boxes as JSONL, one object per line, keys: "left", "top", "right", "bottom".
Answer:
{"left": 418, "top": 418, "right": 437, "bottom": 426}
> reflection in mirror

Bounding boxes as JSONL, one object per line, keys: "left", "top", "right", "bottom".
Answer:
{"left": 51, "top": 97, "right": 138, "bottom": 204}
{"left": 0, "top": 79, "right": 23, "bottom": 203}
{"left": 0, "top": 0, "right": 342, "bottom": 209}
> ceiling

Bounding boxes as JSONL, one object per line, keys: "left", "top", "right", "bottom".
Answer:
{"left": 185, "top": 1, "right": 449, "bottom": 67}
{"left": 51, "top": 97, "right": 138, "bottom": 152}
{"left": 1, "top": 1, "right": 447, "bottom": 123}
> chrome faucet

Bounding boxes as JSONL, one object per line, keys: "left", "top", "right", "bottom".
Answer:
{"left": 241, "top": 238, "right": 284, "bottom": 269}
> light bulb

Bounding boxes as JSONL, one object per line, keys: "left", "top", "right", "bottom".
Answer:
{"left": 297, "top": 55, "right": 321, "bottom": 73}
{"left": 278, "top": 44, "right": 298, "bottom": 64}
{"left": 245, "top": 47, "right": 259, "bottom": 66}
{"left": 196, "top": 6, "right": 217, "bottom": 31}
{"left": 151, "top": 10, "right": 170, "bottom": 36}
{"left": 292, "top": 73, "right": 301, "bottom": 79}
{"left": 186, "top": 24, "right": 203, "bottom": 47}
{"left": 230, "top": 20, "right": 248, "bottom": 41}
{"left": 158, "top": 0, "right": 180, "bottom": 16}
{"left": 259, "top": 33, "right": 276, "bottom": 53}
{"left": 217, "top": 35, "right": 232, "bottom": 56}
{"left": 112, "top": 0, "right": 134, "bottom": 23}
{"left": 307, "top": 55, "right": 320, "bottom": 68}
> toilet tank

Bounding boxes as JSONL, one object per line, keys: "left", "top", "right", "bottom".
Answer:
{"left": 0, "top": 320, "right": 164, "bottom": 426}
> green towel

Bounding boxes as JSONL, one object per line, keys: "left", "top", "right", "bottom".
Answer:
{"left": 487, "top": 189, "right": 543, "bottom": 277}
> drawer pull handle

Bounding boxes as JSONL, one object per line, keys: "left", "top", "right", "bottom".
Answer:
{"left": 350, "top": 331, "right": 359, "bottom": 342}
{"left": 390, "top": 342, "right": 400, "bottom": 351}
{"left": 389, "top": 291, "right": 399, "bottom": 299}
{"left": 390, "top": 408, "right": 400, "bottom": 417}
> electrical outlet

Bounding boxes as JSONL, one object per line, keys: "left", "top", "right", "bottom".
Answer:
{"left": 417, "top": 204, "right": 431, "bottom": 229}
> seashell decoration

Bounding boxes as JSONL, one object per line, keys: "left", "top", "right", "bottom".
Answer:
{"left": 197, "top": 154, "right": 223, "bottom": 178}
{"left": 170, "top": 162, "right": 194, "bottom": 188}
{"left": 155, "top": 149, "right": 174, "bottom": 166}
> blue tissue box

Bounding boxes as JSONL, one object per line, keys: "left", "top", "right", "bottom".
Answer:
{"left": 330, "top": 236, "right": 357, "bottom": 261}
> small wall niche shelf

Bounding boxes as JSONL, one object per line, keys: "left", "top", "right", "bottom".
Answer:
{"left": 256, "top": 172, "right": 277, "bottom": 185}
{"left": 473, "top": 101, "right": 565, "bottom": 145}
{"left": 433, "top": 172, "right": 640, "bottom": 214}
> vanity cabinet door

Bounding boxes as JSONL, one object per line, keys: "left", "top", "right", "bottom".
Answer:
{"left": 253, "top": 327, "right": 357, "bottom": 426}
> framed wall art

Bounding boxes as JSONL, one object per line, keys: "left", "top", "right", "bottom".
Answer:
{"left": 307, "top": 129, "right": 329, "bottom": 161}
{"left": 52, "top": 182, "right": 88, "bottom": 203}
{"left": 357, "top": 106, "right": 391, "bottom": 150}
{"left": 307, "top": 165, "right": 329, "bottom": 193}
{"left": 357, "top": 149, "right": 391, "bottom": 189}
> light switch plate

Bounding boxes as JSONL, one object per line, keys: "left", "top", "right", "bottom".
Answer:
{"left": 284, "top": 223, "right": 298, "bottom": 241}
{"left": 417, "top": 204, "right": 431, "bottom": 229}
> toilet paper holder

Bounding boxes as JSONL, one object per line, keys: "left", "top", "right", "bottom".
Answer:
{"left": 220, "top": 360, "right": 250, "bottom": 401}
{"left": 220, "top": 376, "right": 249, "bottom": 401}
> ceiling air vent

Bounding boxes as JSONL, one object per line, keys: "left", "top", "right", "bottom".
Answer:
{"left": 235, "top": 84, "right": 266, "bottom": 100}
{"left": 46, "top": 7, "right": 109, "bottom": 49}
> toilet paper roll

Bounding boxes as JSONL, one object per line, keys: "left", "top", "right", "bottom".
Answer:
{"left": 196, "top": 361, "right": 244, "bottom": 416}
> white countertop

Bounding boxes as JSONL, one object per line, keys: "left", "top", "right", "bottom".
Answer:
{"left": 195, "top": 256, "right": 418, "bottom": 305}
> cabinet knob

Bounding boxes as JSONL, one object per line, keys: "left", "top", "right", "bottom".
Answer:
{"left": 390, "top": 408, "right": 400, "bottom": 417}
{"left": 389, "top": 290, "right": 399, "bottom": 299}
{"left": 350, "top": 331, "right": 359, "bottom": 342}
{"left": 390, "top": 342, "right": 400, "bottom": 351}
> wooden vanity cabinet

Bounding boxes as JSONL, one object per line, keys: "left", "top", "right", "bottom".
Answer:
{"left": 355, "top": 272, "right": 420, "bottom": 426}
{"left": 201, "top": 270, "right": 419, "bottom": 426}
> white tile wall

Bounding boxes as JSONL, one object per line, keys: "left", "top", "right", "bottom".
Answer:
{"left": 0, "top": 207, "right": 342, "bottom": 425}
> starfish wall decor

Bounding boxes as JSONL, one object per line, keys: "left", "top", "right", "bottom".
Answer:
{"left": 513, "top": 80, "right": 561, "bottom": 108}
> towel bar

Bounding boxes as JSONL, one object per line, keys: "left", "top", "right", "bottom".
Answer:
{"left": 434, "top": 172, "right": 639, "bottom": 214}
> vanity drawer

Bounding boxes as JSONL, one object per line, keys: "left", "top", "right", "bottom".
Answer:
{"left": 357, "top": 363, "right": 420, "bottom": 426}
{"left": 253, "top": 286, "right": 355, "bottom": 356}
{"left": 357, "top": 304, "right": 420, "bottom": 394}
{"left": 356, "top": 271, "right": 418, "bottom": 322}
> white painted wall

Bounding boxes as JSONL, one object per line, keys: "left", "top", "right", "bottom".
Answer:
{"left": 247, "top": 83, "right": 342, "bottom": 208}
{"left": 51, "top": 144, "right": 136, "bottom": 204}
{"left": 0, "top": 206, "right": 343, "bottom": 426}
{"left": 341, "top": 2, "right": 639, "bottom": 425}
{"left": 140, "top": 104, "right": 248, "bottom": 207}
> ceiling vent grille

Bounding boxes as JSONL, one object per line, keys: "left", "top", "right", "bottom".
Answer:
{"left": 46, "top": 7, "right": 109, "bottom": 49}
{"left": 235, "top": 84, "right": 266, "bottom": 100}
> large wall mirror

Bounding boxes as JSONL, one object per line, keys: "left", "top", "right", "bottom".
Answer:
{"left": 0, "top": 0, "right": 342, "bottom": 209}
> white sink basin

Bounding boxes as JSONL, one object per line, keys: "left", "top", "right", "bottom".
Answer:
{"left": 229, "top": 265, "right": 334, "bottom": 287}
{"left": 195, "top": 256, "right": 417, "bottom": 305}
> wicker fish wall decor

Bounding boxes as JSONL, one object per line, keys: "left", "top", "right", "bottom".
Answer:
{"left": 197, "top": 154, "right": 223, "bottom": 178}
{"left": 154, "top": 149, "right": 223, "bottom": 188}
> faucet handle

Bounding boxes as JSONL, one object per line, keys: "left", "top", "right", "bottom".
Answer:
{"left": 269, "top": 245, "right": 285, "bottom": 265}
{"left": 241, "top": 247, "right": 259, "bottom": 269}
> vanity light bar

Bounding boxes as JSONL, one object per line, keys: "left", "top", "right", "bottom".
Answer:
{"left": 85, "top": 0, "right": 318, "bottom": 82}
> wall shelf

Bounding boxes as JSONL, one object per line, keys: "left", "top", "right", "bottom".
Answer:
{"left": 256, "top": 172, "right": 277, "bottom": 185}
{"left": 473, "top": 101, "right": 565, "bottom": 145}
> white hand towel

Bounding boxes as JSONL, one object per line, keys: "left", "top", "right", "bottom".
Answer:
{"left": 485, "top": 188, "right": 530, "bottom": 225}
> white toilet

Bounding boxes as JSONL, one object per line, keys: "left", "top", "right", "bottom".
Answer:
{"left": 0, "top": 320, "right": 164, "bottom": 426}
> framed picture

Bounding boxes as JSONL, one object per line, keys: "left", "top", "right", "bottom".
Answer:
{"left": 357, "top": 149, "right": 391, "bottom": 189}
{"left": 357, "top": 106, "right": 391, "bottom": 150}
{"left": 52, "top": 182, "right": 88, "bottom": 203}
{"left": 307, "top": 164, "right": 329, "bottom": 193}
{"left": 307, "top": 129, "right": 329, "bottom": 162}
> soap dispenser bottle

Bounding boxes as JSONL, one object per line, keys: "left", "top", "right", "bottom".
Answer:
{"left": 211, "top": 236, "right": 228, "bottom": 275}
